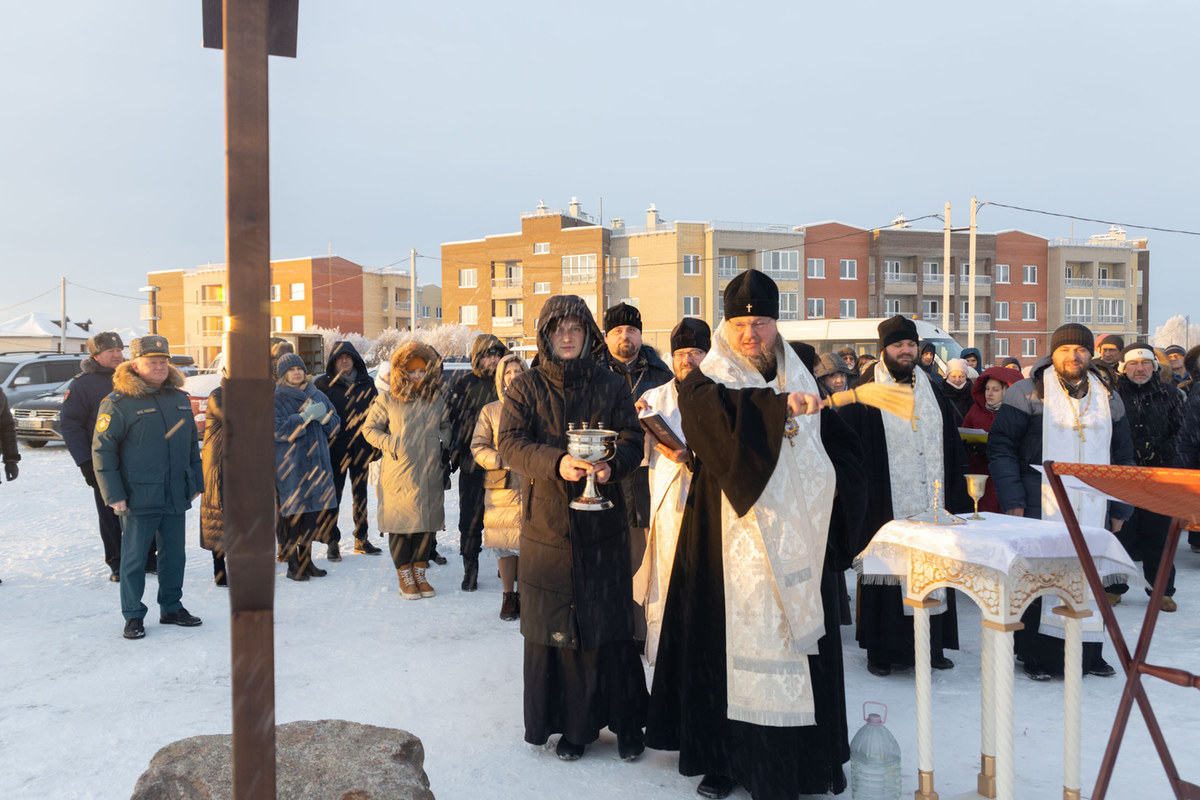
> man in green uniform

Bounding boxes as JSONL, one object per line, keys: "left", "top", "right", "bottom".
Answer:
{"left": 93, "top": 335, "right": 204, "bottom": 640}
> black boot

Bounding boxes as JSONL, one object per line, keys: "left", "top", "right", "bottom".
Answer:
{"left": 213, "top": 555, "right": 227, "bottom": 587}
{"left": 461, "top": 554, "right": 479, "bottom": 592}
{"left": 302, "top": 543, "right": 327, "bottom": 577}
{"left": 285, "top": 542, "right": 308, "bottom": 581}
{"left": 429, "top": 542, "right": 447, "bottom": 566}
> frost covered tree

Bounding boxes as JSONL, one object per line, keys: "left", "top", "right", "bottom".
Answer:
{"left": 1150, "top": 314, "right": 1200, "bottom": 350}
{"left": 308, "top": 324, "right": 478, "bottom": 367}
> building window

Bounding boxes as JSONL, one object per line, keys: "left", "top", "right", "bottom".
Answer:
{"left": 421, "top": 305, "right": 430, "bottom": 318}
{"left": 1023, "top": 264, "right": 1037, "bottom": 284}
{"left": 534, "top": 282, "right": 550, "bottom": 294}
{"left": 996, "top": 338, "right": 1009, "bottom": 357}
{"left": 290, "top": 283, "right": 304, "bottom": 301}
{"left": 839, "top": 259, "right": 857, "bottom": 280}
{"left": 683, "top": 255, "right": 702, "bottom": 276}
{"left": 1097, "top": 298, "right": 1125, "bottom": 324}
{"left": 290, "top": 315, "right": 305, "bottom": 331}
{"left": 270, "top": 284, "right": 281, "bottom": 302}
{"left": 621, "top": 297, "right": 640, "bottom": 308}
{"left": 533, "top": 242, "right": 549, "bottom": 255}
{"left": 435, "top": 307, "right": 442, "bottom": 320}
{"left": 459, "top": 269, "right": 477, "bottom": 288}
{"left": 382, "top": 295, "right": 389, "bottom": 311}
{"left": 763, "top": 251, "right": 799, "bottom": 280}
{"left": 1023, "top": 338, "right": 1037, "bottom": 358}
{"left": 271, "top": 316, "right": 282, "bottom": 332}
{"left": 960, "top": 299, "right": 970, "bottom": 316}
{"left": 923, "top": 299, "right": 940, "bottom": 318}
{"left": 923, "top": 261, "right": 942, "bottom": 278}
{"left": 619, "top": 257, "right": 639, "bottom": 279}
{"left": 779, "top": 292, "right": 799, "bottom": 321}
{"left": 884, "top": 260, "right": 902, "bottom": 280}
{"left": 807, "top": 297, "right": 825, "bottom": 319}
{"left": 1023, "top": 302, "right": 1038, "bottom": 321}
{"left": 382, "top": 316, "right": 389, "bottom": 328}
{"left": 561, "top": 254, "right": 597, "bottom": 284}
{"left": 807, "top": 258, "right": 826, "bottom": 279}
{"left": 717, "top": 255, "right": 740, "bottom": 278}
{"left": 996, "top": 301, "right": 1010, "bottom": 321}
{"left": 884, "top": 299, "right": 900, "bottom": 315}
{"left": 460, "top": 305, "right": 478, "bottom": 325}
{"left": 840, "top": 299, "right": 857, "bottom": 318}
{"left": 996, "top": 264, "right": 1010, "bottom": 284}
{"left": 683, "top": 296, "right": 702, "bottom": 317}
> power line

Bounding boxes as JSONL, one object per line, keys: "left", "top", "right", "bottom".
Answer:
{"left": 0, "top": 285, "right": 59, "bottom": 313}
{"left": 67, "top": 281, "right": 142, "bottom": 301}
{"left": 981, "top": 201, "right": 1200, "bottom": 237}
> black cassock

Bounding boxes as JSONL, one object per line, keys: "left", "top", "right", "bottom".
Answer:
{"left": 838, "top": 366, "right": 972, "bottom": 666}
{"left": 645, "top": 369, "right": 868, "bottom": 800}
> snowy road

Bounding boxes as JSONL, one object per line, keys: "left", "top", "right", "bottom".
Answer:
{"left": 1, "top": 443, "right": 1197, "bottom": 798}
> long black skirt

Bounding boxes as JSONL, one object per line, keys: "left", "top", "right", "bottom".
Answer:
{"left": 523, "top": 638, "right": 648, "bottom": 746}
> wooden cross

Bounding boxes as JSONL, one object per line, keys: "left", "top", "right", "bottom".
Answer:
{"left": 202, "top": 3, "right": 297, "bottom": 798}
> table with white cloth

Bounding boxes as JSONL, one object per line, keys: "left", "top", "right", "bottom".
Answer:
{"left": 855, "top": 512, "right": 1141, "bottom": 800}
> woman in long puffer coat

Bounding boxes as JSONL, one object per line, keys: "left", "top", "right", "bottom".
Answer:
{"left": 362, "top": 342, "right": 450, "bottom": 600}
{"left": 274, "top": 353, "right": 341, "bottom": 581}
{"left": 200, "top": 377, "right": 228, "bottom": 586}
{"left": 471, "top": 353, "right": 528, "bottom": 621}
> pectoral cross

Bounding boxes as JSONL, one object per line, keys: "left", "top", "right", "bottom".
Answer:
{"left": 911, "top": 412, "right": 920, "bottom": 433}
{"left": 1072, "top": 419, "right": 1087, "bottom": 443}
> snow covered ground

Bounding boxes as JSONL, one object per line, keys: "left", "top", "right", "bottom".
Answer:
{"left": 2, "top": 442, "right": 1198, "bottom": 799}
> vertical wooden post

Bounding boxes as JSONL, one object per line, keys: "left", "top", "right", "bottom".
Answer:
{"left": 221, "top": 1, "right": 277, "bottom": 797}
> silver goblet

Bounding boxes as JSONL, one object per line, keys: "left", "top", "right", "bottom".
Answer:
{"left": 566, "top": 426, "right": 618, "bottom": 511}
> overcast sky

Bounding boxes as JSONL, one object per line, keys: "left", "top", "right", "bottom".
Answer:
{"left": 3, "top": 1, "right": 1198, "bottom": 333}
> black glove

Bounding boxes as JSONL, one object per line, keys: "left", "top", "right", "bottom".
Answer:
{"left": 4, "top": 461, "right": 18, "bottom": 482}
{"left": 79, "top": 460, "right": 96, "bottom": 488}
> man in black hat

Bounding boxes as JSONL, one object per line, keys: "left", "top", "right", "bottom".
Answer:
{"left": 1096, "top": 334, "right": 1124, "bottom": 367}
{"left": 838, "top": 315, "right": 971, "bottom": 677}
{"left": 632, "top": 317, "right": 710, "bottom": 668}
{"left": 61, "top": 331, "right": 156, "bottom": 581}
{"left": 602, "top": 302, "right": 671, "bottom": 634}
{"left": 918, "top": 341, "right": 943, "bottom": 386}
{"left": 988, "top": 322, "right": 1134, "bottom": 679}
{"left": 1164, "top": 344, "right": 1187, "bottom": 387}
{"left": 94, "top": 335, "right": 204, "bottom": 640}
{"left": 646, "top": 270, "right": 868, "bottom": 799}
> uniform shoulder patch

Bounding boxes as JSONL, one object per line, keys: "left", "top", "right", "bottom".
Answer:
{"left": 96, "top": 414, "right": 111, "bottom": 433}
{"left": 108, "top": 391, "right": 126, "bottom": 402}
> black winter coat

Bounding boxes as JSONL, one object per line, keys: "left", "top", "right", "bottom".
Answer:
{"left": 0, "top": 388, "right": 18, "bottom": 466}
{"left": 1175, "top": 390, "right": 1200, "bottom": 469}
{"left": 447, "top": 333, "right": 509, "bottom": 472}
{"left": 940, "top": 379, "right": 974, "bottom": 426}
{"left": 313, "top": 341, "right": 378, "bottom": 471}
{"left": 1115, "top": 374, "right": 1186, "bottom": 468}
{"left": 498, "top": 295, "right": 645, "bottom": 651}
{"left": 200, "top": 383, "right": 226, "bottom": 552}
{"left": 60, "top": 357, "right": 116, "bottom": 466}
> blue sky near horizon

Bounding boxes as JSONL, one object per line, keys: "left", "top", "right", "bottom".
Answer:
{"left": 3, "top": 1, "right": 1198, "bottom": 332}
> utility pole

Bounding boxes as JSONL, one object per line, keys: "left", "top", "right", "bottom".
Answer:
{"left": 327, "top": 243, "right": 333, "bottom": 327}
{"left": 59, "top": 277, "right": 67, "bottom": 353}
{"left": 410, "top": 248, "right": 418, "bottom": 332}
{"left": 942, "top": 203, "right": 951, "bottom": 333}
{"left": 968, "top": 196, "right": 978, "bottom": 349}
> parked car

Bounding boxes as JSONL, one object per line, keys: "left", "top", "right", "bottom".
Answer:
{"left": 12, "top": 378, "right": 72, "bottom": 448}
{"left": 0, "top": 351, "right": 85, "bottom": 406}
{"left": 183, "top": 372, "right": 222, "bottom": 440}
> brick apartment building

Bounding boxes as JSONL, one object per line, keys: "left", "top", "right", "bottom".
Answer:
{"left": 149, "top": 256, "right": 438, "bottom": 367}
{"left": 439, "top": 203, "right": 1150, "bottom": 366}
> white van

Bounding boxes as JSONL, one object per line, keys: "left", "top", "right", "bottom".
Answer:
{"left": 776, "top": 318, "right": 963, "bottom": 371}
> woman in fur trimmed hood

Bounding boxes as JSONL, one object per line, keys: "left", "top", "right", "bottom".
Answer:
{"left": 273, "top": 353, "right": 341, "bottom": 581}
{"left": 470, "top": 353, "right": 528, "bottom": 621}
{"left": 362, "top": 342, "right": 450, "bottom": 600}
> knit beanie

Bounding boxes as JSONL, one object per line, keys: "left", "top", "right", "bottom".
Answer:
{"left": 603, "top": 302, "right": 642, "bottom": 333}
{"left": 275, "top": 353, "right": 305, "bottom": 375}
{"left": 1049, "top": 323, "right": 1095, "bottom": 353}
{"left": 1099, "top": 335, "right": 1125, "bottom": 352}
{"left": 670, "top": 318, "right": 711, "bottom": 353}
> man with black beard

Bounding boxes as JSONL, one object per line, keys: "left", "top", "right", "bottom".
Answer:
{"left": 839, "top": 315, "right": 971, "bottom": 677}
{"left": 646, "top": 271, "right": 868, "bottom": 800}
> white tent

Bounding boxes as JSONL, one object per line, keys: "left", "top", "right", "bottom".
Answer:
{"left": 0, "top": 312, "right": 91, "bottom": 353}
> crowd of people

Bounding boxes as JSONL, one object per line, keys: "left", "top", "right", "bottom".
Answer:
{"left": 3, "top": 272, "right": 1199, "bottom": 799}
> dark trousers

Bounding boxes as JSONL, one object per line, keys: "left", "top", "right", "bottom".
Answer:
{"left": 458, "top": 467, "right": 486, "bottom": 558}
{"left": 119, "top": 511, "right": 185, "bottom": 620}
{"left": 389, "top": 532, "right": 433, "bottom": 567}
{"left": 92, "top": 483, "right": 156, "bottom": 572}
{"left": 283, "top": 510, "right": 322, "bottom": 555}
{"left": 1109, "top": 509, "right": 1177, "bottom": 598}
{"left": 323, "top": 452, "right": 370, "bottom": 543}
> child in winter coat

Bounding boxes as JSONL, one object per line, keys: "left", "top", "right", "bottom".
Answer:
{"left": 471, "top": 354, "right": 528, "bottom": 620}
{"left": 273, "top": 353, "right": 341, "bottom": 581}
{"left": 362, "top": 343, "right": 450, "bottom": 600}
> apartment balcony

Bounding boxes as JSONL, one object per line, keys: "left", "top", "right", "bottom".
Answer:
{"left": 922, "top": 273, "right": 949, "bottom": 286}
{"left": 1097, "top": 315, "right": 1125, "bottom": 326}
{"left": 562, "top": 271, "right": 597, "bottom": 285}
{"left": 1065, "top": 314, "right": 1093, "bottom": 325}
{"left": 958, "top": 313, "right": 992, "bottom": 326}
{"left": 492, "top": 275, "right": 524, "bottom": 297}
{"left": 1099, "top": 279, "right": 1126, "bottom": 290}
{"left": 922, "top": 312, "right": 950, "bottom": 323}
{"left": 197, "top": 297, "right": 224, "bottom": 306}
{"left": 718, "top": 266, "right": 744, "bottom": 280}
{"left": 1065, "top": 277, "right": 1094, "bottom": 289}
{"left": 493, "top": 316, "right": 523, "bottom": 329}
{"left": 762, "top": 268, "right": 799, "bottom": 282}
{"left": 885, "top": 272, "right": 918, "bottom": 284}
{"left": 1137, "top": 282, "right": 1144, "bottom": 294}
{"left": 140, "top": 304, "right": 160, "bottom": 321}
{"left": 959, "top": 275, "right": 992, "bottom": 286}
{"left": 198, "top": 330, "right": 225, "bottom": 340}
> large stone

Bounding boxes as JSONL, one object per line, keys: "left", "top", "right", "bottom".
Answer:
{"left": 130, "top": 719, "right": 434, "bottom": 800}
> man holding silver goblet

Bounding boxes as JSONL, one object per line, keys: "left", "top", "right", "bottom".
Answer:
{"left": 497, "top": 294, "right": 648, "bottom": 764}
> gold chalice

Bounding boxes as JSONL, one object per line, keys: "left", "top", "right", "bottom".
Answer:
{"left": 965, "top": 474, "right": 989, "bottom": 520}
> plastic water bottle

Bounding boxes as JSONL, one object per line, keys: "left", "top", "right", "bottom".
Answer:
{"left": 850, "top": 701, "right": 902, "bottom": 800}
